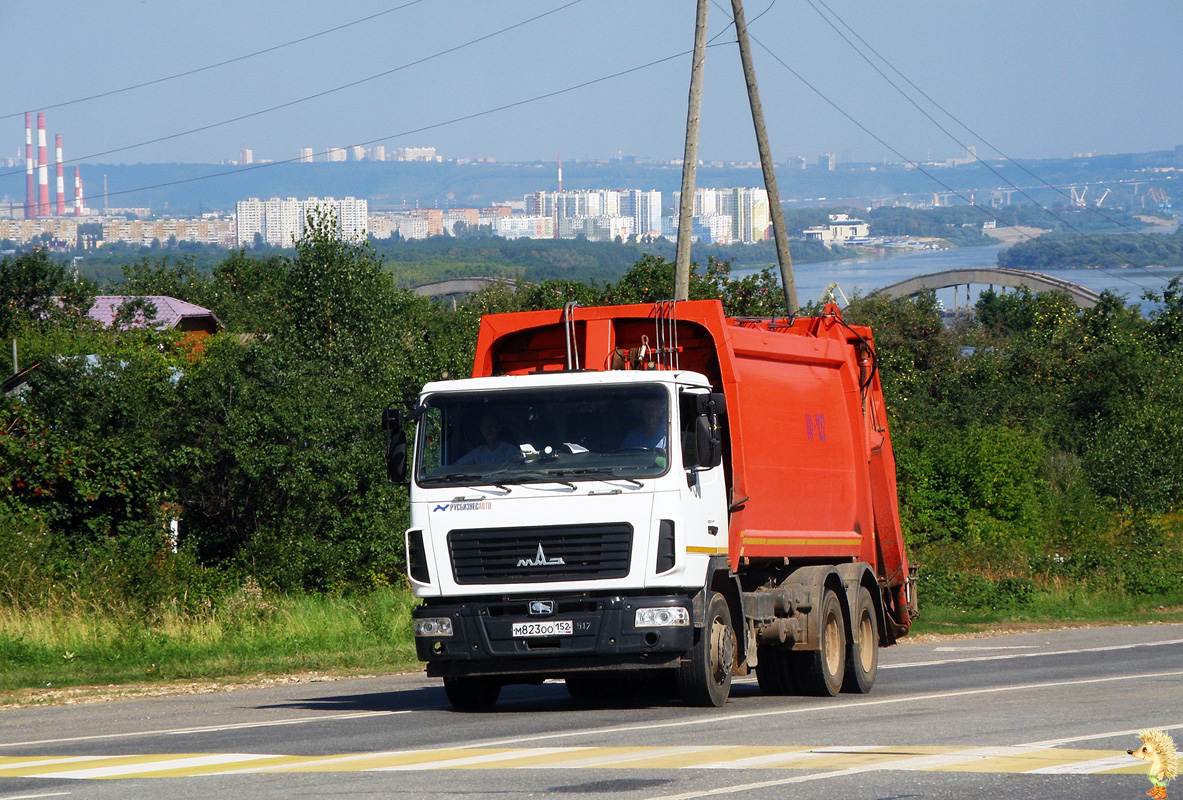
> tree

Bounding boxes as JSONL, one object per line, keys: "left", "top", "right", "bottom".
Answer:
{"left": 168, "top": 213, "right": 436, "bottom": 588}
{"left": 0, "top": 249, "right": 96, "bottom": 338}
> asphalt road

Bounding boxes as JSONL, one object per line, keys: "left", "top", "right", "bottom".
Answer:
{"left": 1, "top": 623, "right": 1180, "bottom": 800}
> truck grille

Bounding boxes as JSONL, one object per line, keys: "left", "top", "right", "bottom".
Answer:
{"left": 447, "top": 523, "right": 633, "bottom": 584}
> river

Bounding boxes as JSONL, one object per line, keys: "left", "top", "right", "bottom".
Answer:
{"left": 734, "top": 244, "right": 1183, "bottom": 312}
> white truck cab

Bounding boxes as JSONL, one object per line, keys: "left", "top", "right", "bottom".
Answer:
{"left": 399, "top": 369, "right": 732, "bottom": 708}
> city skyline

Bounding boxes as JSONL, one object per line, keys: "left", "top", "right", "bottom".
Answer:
{"left": 3, "top": 1, "right": 1181, "bottom": 171}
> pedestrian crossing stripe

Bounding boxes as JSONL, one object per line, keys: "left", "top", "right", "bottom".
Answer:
{"left": 0, "top": 746, "right": 1152, "bottom": 780}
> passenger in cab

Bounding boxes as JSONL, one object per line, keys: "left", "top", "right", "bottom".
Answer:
{"left": 620, "top": 397, "right": 668, "bottom": 451}
{"left": 456, "top": 413, "right": 518, "bottom": 465}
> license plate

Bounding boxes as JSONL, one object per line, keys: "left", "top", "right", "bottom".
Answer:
{"left": 512, "top": 620, "right": 573, "bottom": 638}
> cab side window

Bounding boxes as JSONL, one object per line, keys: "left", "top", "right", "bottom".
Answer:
{"left": 679, "top": 392, "right": 700, "bottom": 469}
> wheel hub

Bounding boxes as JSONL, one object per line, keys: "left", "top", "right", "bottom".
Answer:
{"left": 711, "top": 617, "right": 736, "bottom": 683}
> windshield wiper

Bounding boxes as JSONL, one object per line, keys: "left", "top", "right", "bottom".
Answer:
{"left": 420, "top": 471, "right": 511, "bottom": 492}
{"left": 552, "top": 467, "right": 644, "bottom": 488}
{"left": 485, "top": 468, "right": 576, "bottom": 489}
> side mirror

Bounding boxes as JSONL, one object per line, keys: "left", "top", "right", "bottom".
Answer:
{"left": 382, "top": 406, "right": 408, "bottom": 484}
{"left": 694, "top": 414, "right": 723, "bottom": 469}
{"left": 695, "top": 392, "right": 727, "bottom": 417}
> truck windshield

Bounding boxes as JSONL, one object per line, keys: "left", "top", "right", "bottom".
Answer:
{"left": 415, "top": 384, "right": 670, "bottom": 486}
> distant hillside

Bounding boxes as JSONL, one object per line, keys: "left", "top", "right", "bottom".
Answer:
{"left": 1, "top": 149, "right": 1174, "bottom": 216}
{"left": 999, "top": 226, "right": 1183, "bottom": 269}
{"left": 73, "top": 235, "right": 854, "bottom": 289}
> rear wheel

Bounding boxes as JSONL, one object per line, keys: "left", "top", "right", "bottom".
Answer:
{"left": 755, "top": 643, "right": 794, "bottom": 695}
{"left": 678, "top": 591, "right": 736, "bottom": 707}
{"left": 795, "top": 588, "right": 846, "bottom": 697}
{"left": 842, "top": 586, "right": 879, "bottom": 694}
{"left": 443, "top": 676, "right": 501, "bottom": 711}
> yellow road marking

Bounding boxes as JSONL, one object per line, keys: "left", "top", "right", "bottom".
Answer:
{"left": 0, "top": 745, "right": 1152, "bottom": 779}
{"left": 922, "top": 747, "right": 1145, "bottom": 776}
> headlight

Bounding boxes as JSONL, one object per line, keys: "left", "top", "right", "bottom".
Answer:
{"left": 413, "top": 617, "right": 454, "bottom": 637}
{"left": 634, "top": 607, "right": 690, "bottom": 628}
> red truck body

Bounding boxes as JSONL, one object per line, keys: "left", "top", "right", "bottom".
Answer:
{"left": 472, "top": 299, "right": 911, "bottom": 634}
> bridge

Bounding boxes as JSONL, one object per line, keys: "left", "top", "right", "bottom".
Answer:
{"left": 411, "top": 268, "right": 1103, "bottom": 310}
{"left": 413, "top": 277, "right": 518, "bottom": 300}
{"left": 875, "top": 267, "right": 1103, "bottom": 309}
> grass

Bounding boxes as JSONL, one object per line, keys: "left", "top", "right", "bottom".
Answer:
{"left": 909, "top": 588, "right": 1183, "bottom": 635}
{"left": 1, "top": 582, "right": 1181, "bottom": 705}
{"left": 0, "top": 585, "right": 421, "bottom": 699}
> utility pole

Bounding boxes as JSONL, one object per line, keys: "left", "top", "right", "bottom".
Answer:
{"left": 731, "top": 0, "right": 798, "bottom": 314}
{"left": 674, "top": 0, "right": 709, "bottom": 302}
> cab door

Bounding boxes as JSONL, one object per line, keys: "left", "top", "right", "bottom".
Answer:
{"left": 677, "top": 389, "right": 728, "bottom": 557}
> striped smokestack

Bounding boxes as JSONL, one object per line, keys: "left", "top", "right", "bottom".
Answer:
{"left": 557, "top": 155, "right": 563, "bottom": 192}
{"left": 25, "top": 113, "right": 34, "bottom": 219}
{"left": 37, "top": 114, "right": 49, "bottom": 217}
{"left": 56, "top": 134, "right": 65, "bottom": 216}
{"left": 74, "top": 167, "right": 83, "bottom": 216}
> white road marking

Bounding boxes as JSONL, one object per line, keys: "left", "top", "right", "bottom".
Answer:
{"left": 693, "top": 745, "right": 883, "bottom": 770}
{"left": 0, "top": 757, "right": 106, "bottom": 770}
{"left": 476, "top": 668, "right": 1183, "bottom": 748}
{"left": 207, "top": 749, "right": 421, "bottom": 775}
{"left": 931, "top": 645, "right": 1040, "bottom": 651}
{"left": 38, "top": 754, "right": 272, "bottom": 780}
{"left": 371, "top": 747, "right": 584, "bottom": 771}
{"left": 0, "top": 793, "right": 72, "bottom": 799}
{"left": 640, "top": 723, "right": 1183, "bottom": 799}
{"left": 530, "top": 746, "right": 721, "bottom": 770}
{"left": 883, "top": 637, "right": 1183, "bottom": 669}
{"left": 1021, "top": 721, "right": 1183, "bottom": 749}
{"left": 0, "top": 710, "right": 407, "bottom": 748}
{"left": 1027, "top": 755, "right": 1139, "bottom": 774}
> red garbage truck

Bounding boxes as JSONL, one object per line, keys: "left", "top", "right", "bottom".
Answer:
{"left": 386, "top": 299, "right": 915, "bottom": 709}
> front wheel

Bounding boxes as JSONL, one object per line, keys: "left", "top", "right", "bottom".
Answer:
{"left": 443, "top": 676, "right": 501, "bottom": 711}
{"left": 678, "top": 591, "right": 736, "bottom": 707}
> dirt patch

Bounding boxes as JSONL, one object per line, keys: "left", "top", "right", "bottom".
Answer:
{"left": 0, "top": 668, "right": 416, "bottom": 711}
{"left": 902, "top": 611, "right": 1183, "bottom": 644}
{"left": 989, "top": 225, "right": 1051, "bottom": 246}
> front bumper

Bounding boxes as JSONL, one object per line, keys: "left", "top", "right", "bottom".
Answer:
{"left": 413, "top": 593, "right": 694, "bottom": 679}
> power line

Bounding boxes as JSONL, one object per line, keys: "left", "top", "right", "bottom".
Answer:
{"left": 803, "top": 0, "right": 1172, "bottom": 267}
{"left": 0, "top": 1, "right": 582, "bottom": 178}
{"left": 77, "top": 45, "right": 725, "bottom": 205}
{"left": 708, "top": 2, "right": 1162, "bottom": 295}
{"left": 1, "top": 0, "right": 428, "bottom": 120}
{"left": 794, "top": 1, "right": 1159, "bottom": 293}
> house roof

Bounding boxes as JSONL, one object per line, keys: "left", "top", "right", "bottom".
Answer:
{"left": 87, "top": 296, "right": 224, "bottom": 331}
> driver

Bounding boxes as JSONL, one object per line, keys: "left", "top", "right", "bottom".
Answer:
{"left": 456, "top": 413, "right": 518, "bottom": 465}
{"left": 620, "top": 396, "right": 668, "bottom": 450}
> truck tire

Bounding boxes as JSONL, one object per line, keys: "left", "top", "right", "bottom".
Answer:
{"left": 443, "top": 676, "right": 501, "bottom": 711}
{"left": 794, "top": 588, "right": 846, "bottom": 697}
{"left": 677, "top": 591, "right": 736, "bottom": 707}
{"left": 842, "top": 586, "right": 879, "bottom": 694}
{"left": 755, "top": 644, "right": 794, "bottom": 695}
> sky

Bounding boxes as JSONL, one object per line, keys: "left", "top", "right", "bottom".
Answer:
{"left": 3, "top": 0, "right": 1182, "bottom": 167}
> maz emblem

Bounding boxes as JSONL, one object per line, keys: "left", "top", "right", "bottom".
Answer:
{"left": 517, "top": 544, "right": 566, "bottom": 568}
{"left": 528, "top": 600, "right": 554, "bottom": 615}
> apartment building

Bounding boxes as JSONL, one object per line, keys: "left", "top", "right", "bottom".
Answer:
{"left": 235, "top": 197, "right": 368, "bottom": 247}
{"left": 673, "top": 187, "right": 769, "bottom": 244}
{"left": 0, "top": 215, "right": 236, "bottom": 248}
